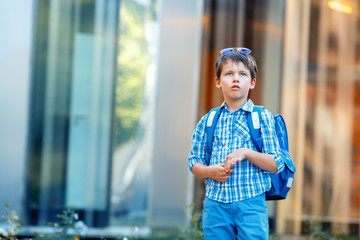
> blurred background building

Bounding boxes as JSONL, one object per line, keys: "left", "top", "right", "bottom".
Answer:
{"left": 0, "top": 0, "right": 359, "bottom": 238}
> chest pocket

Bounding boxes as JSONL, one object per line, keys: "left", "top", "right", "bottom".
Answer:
{"left": 234, "top": 120, "right": 252, "bottom": 148}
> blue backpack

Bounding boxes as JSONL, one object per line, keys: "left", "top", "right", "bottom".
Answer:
{"left": 205, "top": 105, "right": 296, "bottom": 200}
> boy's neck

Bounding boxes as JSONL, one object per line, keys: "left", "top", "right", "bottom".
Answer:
{"left": 225, "top": 99, "right": 248, "bottom": 113}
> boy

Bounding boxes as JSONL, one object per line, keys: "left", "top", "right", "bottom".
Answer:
{"left": 188, "top": 47, "right": 285, "bottom": 239}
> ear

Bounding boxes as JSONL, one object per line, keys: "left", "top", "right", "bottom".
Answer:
{"left": 250, "top": 78, "right": 256, "bottom": 89}
{"left": 214, "top": 77, "right": 221, "bottom": 88}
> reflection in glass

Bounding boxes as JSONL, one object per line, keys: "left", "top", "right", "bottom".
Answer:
{"left": 25, "top": 0, "right": 119, "bottom": 227}
{"left": 111, "top": 0, "right": 158, "bottom": 226}
{"left": 283, "top": 0, "right": 360, "bottom": 235}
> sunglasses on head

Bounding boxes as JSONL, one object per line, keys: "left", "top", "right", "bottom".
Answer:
{"left": 219, "top": 47, "right": 251, "bottom": 55}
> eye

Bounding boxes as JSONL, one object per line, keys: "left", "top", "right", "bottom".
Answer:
{"left": 226, "top": 73, "right": 233, "bottom": 76}
{"left": 240, "top": 73, "right": 247, "bottom": 77}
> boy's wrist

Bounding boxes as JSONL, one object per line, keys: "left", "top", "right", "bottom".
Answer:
{"left": 244, "top": 148, "right": 252, "bottom": 159}
{"left": 192, "top": 162, "right": 215, "bottom": 179}
{"left": 206, "top": 165, "right": 214, "bottom": 179}
{"left": 234, "top": 147, "right": 251, "bottom": 160}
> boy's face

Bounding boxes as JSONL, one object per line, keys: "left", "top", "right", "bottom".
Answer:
{"left": 214, "top": 60, "right": 256, "bottom": 106}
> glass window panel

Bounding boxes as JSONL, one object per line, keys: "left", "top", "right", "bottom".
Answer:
{"left": 302, "top": 0, "right": 359, "bottom": 234}
{"left": 282, "top": 0, "right": 360, "bottom": 236}
{"left": 110, "top": 0, "right": 158, "bottom": 226}
{"left": 26, "top": 0, "right": 119, "bottom": 227}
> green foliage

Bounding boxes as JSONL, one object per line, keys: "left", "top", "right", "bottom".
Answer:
{"left": 167, "top": 203, "right": 204, "bottom": 240}
{"left": 115, "top": 0, "right": 156, "bottom": 146}
{"left": 5, "top": 203, "right": 360, "bottom": 240}
{"left": 306, "top": 217, "right": 358, "bottom": 240}
{"left": 307, "top": 218, "right": 332, "bottom": 240}
{"left": 0, "top": 203, "right": 21, "bottom": 240}
{"left": 55, "top": 207, "right": 79, "bottom": 229}
{"left": 0, "top": 205, "right": 86, "bottom": 240}
{"left": 34, "top": 206, "right": 85, "bottom": 240}
{"left": 115, "top": 203, "right": 205, "bottom": 240}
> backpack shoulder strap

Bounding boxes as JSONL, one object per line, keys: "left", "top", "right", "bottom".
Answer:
{"left": 247, "top": 105, "right": 264, "bottom": 152}
{"left": 273, "top": 114, "right": 289, "bottom": 151}
{"left": 204, "top": 106, "right": 222, "bottom": 165}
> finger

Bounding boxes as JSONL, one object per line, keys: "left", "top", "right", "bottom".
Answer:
{"left": 220, "top": 176, "right": 229, "bottom": 182}
{"left": 227, "top": 160, "right": 235, "bottom": 168}
{"left": 222, "top": 164, "right": 231, "bottom": 171}
{"left": 225, "top": 169, "right": 235, "bottom": 176}
{"left": 220, "top": 165, "right": 230, "bottom": 173}
{"left": 218, "top": 177, "right": 226, "bottom": 182}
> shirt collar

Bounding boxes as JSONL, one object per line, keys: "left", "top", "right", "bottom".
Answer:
{"left": 220, "top": 99, "right": 254, "bottom": 113}
{"left": 242, "top": 99, "right": 254, "bottom": 112}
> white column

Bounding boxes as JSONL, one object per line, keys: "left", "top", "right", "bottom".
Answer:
{"left": 148, "top": 0, "right": 204, "bottom": 228}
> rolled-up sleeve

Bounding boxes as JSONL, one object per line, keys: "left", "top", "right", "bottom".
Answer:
{"left": 188, "top": 115, "right": 210, "bottom": 172}
{"left": 260, "top": 109, "right": 285, "bottom": 173}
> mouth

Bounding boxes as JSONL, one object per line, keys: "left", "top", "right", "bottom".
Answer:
{"left": 231, "top": 85, "right": 240, "bottom": 90}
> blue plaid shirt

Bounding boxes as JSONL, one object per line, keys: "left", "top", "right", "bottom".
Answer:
{"left": 188, "top": 100, "right": 284, "bottom": 203}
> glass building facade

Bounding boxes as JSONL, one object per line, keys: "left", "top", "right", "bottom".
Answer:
{"left": 26, "top": 0, "right": 119, "bottom": 227}
{"left": 24, "top": 0, "right": 159, "bottom": 228}
{"left": 0, "top": 0, "right": 360, "bottom": 238}
{"left": 1, "top": 0, "right": 201, "bottom": 237}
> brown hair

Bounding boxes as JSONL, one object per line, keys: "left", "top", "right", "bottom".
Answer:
{"left": 215, "top": 51, "right": 258, "bottom": 79}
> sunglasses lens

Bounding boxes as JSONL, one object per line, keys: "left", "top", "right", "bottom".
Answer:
{"left": 220, "top": 47, "right": 251, "bottom": 55}
{"left": 237, "top": 48, "right": 251, "bottom": 54}
{"left": 220, "top": 48, "right": 234, "bottom": 55}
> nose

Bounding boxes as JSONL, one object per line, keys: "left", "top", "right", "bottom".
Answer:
{"left": 233, "top": 73, "right": 239, "bottom": 82}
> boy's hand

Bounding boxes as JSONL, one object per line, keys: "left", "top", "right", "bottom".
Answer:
{"left": 209, "top": 163, "right": 234, "bottom": 182}
{"left": 225, "top": 148, "right": 249, "bottom": 171}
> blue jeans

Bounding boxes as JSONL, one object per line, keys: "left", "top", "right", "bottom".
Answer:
{"left": 202, "top": 193, "right": 269, "bottom": 240}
